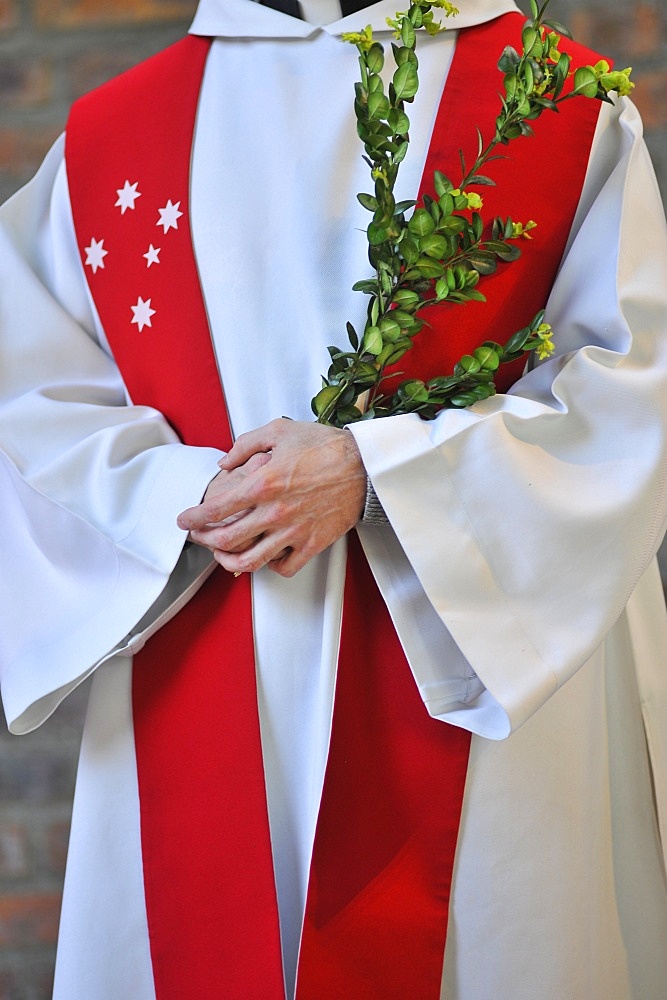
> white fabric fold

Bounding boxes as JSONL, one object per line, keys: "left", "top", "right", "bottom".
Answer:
{"left": 350, "top": 96, "right": 667, "bottom": 734}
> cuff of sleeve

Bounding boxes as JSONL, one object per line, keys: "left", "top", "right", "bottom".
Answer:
{"left": 362, "top": 477, "right": 390, "bottom": 525}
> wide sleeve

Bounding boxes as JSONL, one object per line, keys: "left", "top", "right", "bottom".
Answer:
{"left": 350, "top": 96, "right": 667, "bottom": 738}
{"left": 0, "top": 136, "right": 222, "bottom": 733}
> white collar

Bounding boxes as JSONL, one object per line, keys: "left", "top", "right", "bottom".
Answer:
{"left": 189, "top": 0, "right": 522, "bottom": 39}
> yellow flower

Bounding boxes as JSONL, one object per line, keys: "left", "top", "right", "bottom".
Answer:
{"left": 450, "top": 189, "right": 483, "bottom": 210}
{"left": 601, "top": 67, "right": 634, "bottom": 98}
{"left": 431, "top": 0, "right": 460, "bottom": 16}
{"left": 385, "top": 15, "right": 401, "bottom": 37}
{"left": 510, "top": 219, "right": 537, "bottom": 239}
{"left": 342, "top": 25, "right": 375, "bottom": 51}
{"left": 535, "top": 322, "right": 555, "bottom": 360}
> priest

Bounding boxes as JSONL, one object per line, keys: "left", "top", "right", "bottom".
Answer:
{"left": 1, "top": 0, "right": 666, "bottom": 997}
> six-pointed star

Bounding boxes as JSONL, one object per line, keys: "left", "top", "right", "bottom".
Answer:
{"left": 157, "top": 199, "right": 183, "bottom": 234}
{"left": 144, "top": 244, "right": 161, "bottom": 267}
{"left": 115, "top": 180, "right": 141, "bottom": 214}
{"left": 84, "top": 237, "right": 108, "bottom": 274}
{"left": 131, "top": 296, "right": 156, "bottom": 332}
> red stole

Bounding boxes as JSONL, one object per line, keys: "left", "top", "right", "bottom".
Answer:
{"left": 65, "top": 15, "right": 602, "bottom": 999}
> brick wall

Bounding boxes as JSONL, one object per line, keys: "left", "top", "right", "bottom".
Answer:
{"left": 0, "top": 0, "right": 199, "bottom": 202}
{"left": 0, "top": 1, "right": 665, "bottom": 998}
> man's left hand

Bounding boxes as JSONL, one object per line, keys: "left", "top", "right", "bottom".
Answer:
{"left": 177, "top": 418, "right": 367, "bottom": 577}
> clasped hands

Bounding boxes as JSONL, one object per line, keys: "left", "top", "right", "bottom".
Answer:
{"left": 177, "top": 418, "right": 367, "bottom": 578}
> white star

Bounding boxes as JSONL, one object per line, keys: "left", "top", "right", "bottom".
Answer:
{"left": 84, "top": 237, "right": 108, "bottom": 274}
{"left": 131, "top": 296, "right": 156, "bottom": 332}
{"left": 156, "top": 199, "right": 183, "bottom": 234}
{"left": 143, "top": 244, "right": 161, "bottom": 267}
{"left": 115, "top": 180, "right": 141, "bottom": 214}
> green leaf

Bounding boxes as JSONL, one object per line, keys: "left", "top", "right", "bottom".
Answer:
{"left": 393, "top": 62, "right": 419, "bottom": 101}
{"left": 474, "top": 345, "right": 500, "bottom": 370}
{"left": 367, "top": 221, "right": 388, "bottom": 245}
{"left": 378, "top": 317, "right": 401, "bottom": 342}
{"left": 485, "top": 239, "right": 521, "bottom": 262}
{"left": 467, "top": 174, "right": 495, "bottom": 189}
{"left": 573, "top": 66, "right": 599, "bottom": 98}
{"left": 435, "top": 278, "right": 450, "bottom": 300}
{"left": 377, "top": 338, "right": 411, "bottom": 367}
{"left": 523, "top": 59, "right": 535, "bottom": 93}
{"left": 355, "top": 361, "right": 381, "bottom": 383}
{"left": 439, "top": 216, "right": 466, "bottom": 235}
{"left": 368, "top": 90, "right": 390, "bottom": 120}
{"left": 543, "top": 17, "right": 572, "bottom": 39}
{"left": 397, "top": 379, "right": 429, "bottom": 403}
{"left": 419, "top": 233, "right": 449, "bottom": 259}
{"left": 394, "top": 199, "right": 417, "bottom": 215}
{"left": 352, "top": 279, "right": 378, "bottom": 293}
{"left": 466, "top": 250, "right": 497, "bottom": 275}
{"left": 408, "top": 208, "right": 436, "bottom": 236}
{"left": 391, "top": 309, "right": 414, "bottom": 329}
{"left": 394, "top": 140, "right": 409, "bottom": 165}
{"left": 504, "top": 71, "right": 518, "bottom": 100}
{"left": 388, "top": 108, "right": 411, "bottom": 134}
{"left": 497, "top": 45, "right": 520, "bottom": 73}
{"left": 363, "top": 325, "right": 383, "bottom": 355}
{"left": 357, "top": 192, "right": 379, "bottom": 212}
{"left": 312, "top": 384, "right": 341, "bottom": 418}
{"left": 392, "top": 288, "right": 420, "bottom": 308}
{"left": 400, "top": 237, "right": 420, "bottom": 265}
{"left": 522, "top": 24, "right": 538, "bottom": 52}
{"left": 346, "top": 322, "right": 359, "bottom": 350}
{"left": 401, "top": 17, "right": 416, "bottom": 48}
{"left": 413, "top": 258, "right": 444, "bottom": 278}
{"left": 433, "top": 171, "right": 453, "bottom": 197}
{"left": 366, "top": 42, "right": 385, "bottom": 74}
{"left": 503, "top": 326, "right": 531, "bottom": 353}
{"left": 456, "top": 354, "right": 481, "bottom": 374}
{"left": 438, "top": 192, "right": 455, "bottom": 216}
{"left": 450, "top": 391, "right": 480, "bottom": 407}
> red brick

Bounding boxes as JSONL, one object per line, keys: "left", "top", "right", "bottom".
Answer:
{"left": 0, "top": 0, "right": 18, "bottom": 33}
{"left": 0, "top": 957, "right": 55, "bottom": 1000}
{"left": 0, "top": 125, "right": 61, "bottom": 175}
{"left": 569, "top": 3, "right": 663, "bottom": 58}
{"left": 33, "top": 0, "right": 198, "bottom": 29}
{"left": 0, "top": 893, "right": 61, "bottom": 947}
{"left": 0, "top": 822, "right": 30, "bottom": 878}
{"left": 627, "top": 3, "right": 664, "bottom": 57}
{"left": 0, "top": 59, "right": 53, "bottom": 109}
{"left": 44, "top": 820, "right": 70, "bottom": 875}
{"left": 633, "top": 71, "right": 667, "bottom": 131}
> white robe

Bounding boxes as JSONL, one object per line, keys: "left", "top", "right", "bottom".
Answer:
{"left": 1, "top": 1, "right": 666, "bottom": 997}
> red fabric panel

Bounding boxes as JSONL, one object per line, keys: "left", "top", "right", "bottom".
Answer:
{"left": 132, "top": 571, "right": 285, "bottom": 998}
{"left": 297, "top": 534, "right": 471, "bottom": 999}
{"left": 66, "top": 36, "right": 231, "bottom": 450}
